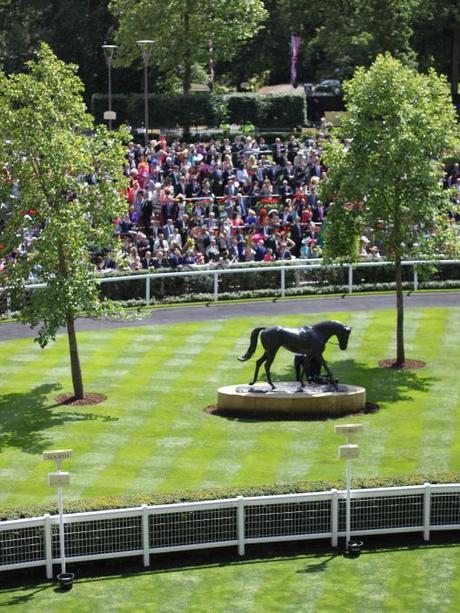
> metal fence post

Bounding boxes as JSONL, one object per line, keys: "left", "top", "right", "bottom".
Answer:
{"left": 237, "top": 496, "right": 245, "bottom": 556}
{"left": 330, "top": 489, "right": 338, "bottom": 548}
{"left": 145, "top": 276, "right": 151, "bottom": 306}
{"left": 280, "top": 267, "right": 286, "bottom": 298}
{"left": 142, "top": 505, "right": 150, "bottom": 566}
{"left": 423, "top": 483, "right": 432, "bottom": 542}
{"left": 348, "top": 264, "right": 353, "bottom": 294}
{"left": 44, "top": 514, "right": 53, "bottom": 579}
{"left": 213, "top": 271, "right": 219, "bottom": 302}
{"left": 413, "top": 267, "right": 418, "bottom": 292}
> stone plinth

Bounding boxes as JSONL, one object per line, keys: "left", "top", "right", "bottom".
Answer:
{"left": 217, "top": 382, "right": 366, "bottom": 417}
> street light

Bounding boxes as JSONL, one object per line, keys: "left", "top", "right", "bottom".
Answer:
{"left": 335, "top": 423, "right": 364, "bottom": 556}
{"left": 43, "top": 449, "right": 74, "bottom": 589}
{"left": 102, "top": 44, "right": 117, "bottom": 130}
{"left": 137, "top": 40, "right": 155, "bottom": 147}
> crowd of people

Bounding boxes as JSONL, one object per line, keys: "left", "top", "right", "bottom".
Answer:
{"left": 103, "top": 132, "right": 334, "bottom": 272}
{"left": 100, "top": 131, "right": 459, "bottom": 273}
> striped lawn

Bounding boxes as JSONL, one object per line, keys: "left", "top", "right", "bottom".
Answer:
{"left": 1, "top": 306, "right": 460, "bottom": 507}
{"left": 1, "top": 543, "right": 460, "bottom": 612}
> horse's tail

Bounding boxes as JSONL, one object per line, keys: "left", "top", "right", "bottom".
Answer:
{"left": 238, "top": 327, "right": 265, "bottom": 361}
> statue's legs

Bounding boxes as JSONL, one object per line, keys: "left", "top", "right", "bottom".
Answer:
{"left": 321, "top": 357, "right": 339, "bottom": 391}
{"left": 264, "top": 352, "right": 277, "bottom": 389}
{"left": 249, "top": 352, "right": 267, "bottom": 385}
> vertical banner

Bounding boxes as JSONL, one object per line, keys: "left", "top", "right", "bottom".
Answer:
{"left": 208, "top": 39, "right": 214, "bottom": 92}
{"left": 290, "top": 35, "right": 301, "bottom": 88}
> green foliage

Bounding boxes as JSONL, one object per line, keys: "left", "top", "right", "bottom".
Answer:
{"left": 91, "top": 92, "right": 306, "bottom": 129}
{"left": 110, "top": 0, "right": 268, "bottom": 92}
{"left": 311, "top": 0, "right": 419, "bottom": 79}
{"left": 322, "top": 54, "right": 460, "bottom": 263}
{"left": 2, "top": 472, "right": 458, "bottom": 520}
{"left": 0, "top": 44, "right": 129, "bottom": 347}
{"left": 321, "top": 55, "right": 460, "bottom": 364}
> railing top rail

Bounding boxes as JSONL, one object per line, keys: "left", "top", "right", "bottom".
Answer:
{"left": 3, "top": 483, "right": 458, "bottom": 526}
{"left": 1, "top": 257, "right": 459, "bottom": 293}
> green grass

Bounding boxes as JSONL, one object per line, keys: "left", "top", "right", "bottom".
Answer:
{"left": 1, "top": 306, "right": 460, "bottom": 508}
{"left": 2, "top": 540, "right": 460, "bottom": 612}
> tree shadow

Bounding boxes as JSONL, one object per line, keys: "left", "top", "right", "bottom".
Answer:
{"left": 275, "top": 357, "right": 434, "bottom": 405}
{"left": 0, "top": 584, "right": 50, "bottom": 607}
{"left": 0, "top": 383, "right": 118, "bottom": 455}
{"left": 296, "top": 552, "right": 338, "bottom": 573}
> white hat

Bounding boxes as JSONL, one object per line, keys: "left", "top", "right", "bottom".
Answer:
{"left": 360, "top": 235, "right": 370, "bottom": 243}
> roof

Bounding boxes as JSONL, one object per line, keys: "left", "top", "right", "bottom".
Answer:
{"left": 257, "top": 83, "right": 305, "bottom": 95}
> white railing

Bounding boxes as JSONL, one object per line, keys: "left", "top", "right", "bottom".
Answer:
{"left": 4, "top": 258, "right": 459, "bottom": 314}
{"left": 2, "top": 483, "right": 460, "bottom": 578}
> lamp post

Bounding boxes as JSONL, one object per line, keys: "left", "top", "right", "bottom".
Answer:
{"left": 335, "top": 424, "right": 363, "bottom": 556}
{"left": 102, "top": 44, "right": 117, "bottom": 130}
{"left": 43, "top": 449, "right": 74, "bottom": 589}
{"left": 208, "top": 39, "right": 214, "bottom": 93}
{"left": 137, "top": 40, "right": 155, "bottom": 148}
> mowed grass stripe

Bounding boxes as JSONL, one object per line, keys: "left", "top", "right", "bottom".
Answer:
{"left": 0, "top": 328, "right": 157, "bottom": 504}
{"left": 1, "top": 337, "right": 67, "bottom": 389}
{"left": 376, "top": 308, "right": 449, "bottom": 476}
{"left": 272, "top": 310, "right": 375, "bottom": 484}
{"left": 366, "top": 308, "right": 428, "bottom": 477}
{"left": 74, "top": 325, "right": 211, "bottom": 498}
{"left": 152, "top": 325, "right": 253, "bottom": 491}
{"left": 80, "top": 323, "right": 227, "bottom": 497}
{"left": 249, "top": 554, "right": 329, "bottom": 613}
{"left": 129, "top": 332, "right": 254, "bottom": 492}
{"left": 3, "top": 546, "right": 460, "bottom": 612}
{"left": 1, "top": 307, "right": 460, "bottom": 508}
{"left": 63, "top": 327, "right": 165, "bottom": 467}
{"left": 303, "top": 310, "right": 394, "bottom": 481}
{"left": 418, "top": 307, "right": 460, "bottom": 474}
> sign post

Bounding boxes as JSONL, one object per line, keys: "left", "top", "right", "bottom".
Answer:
{"left": 43, "top": 449, "right": 74, "bottom": 589}
{"left": 335, "top": 424, "right": 363, "bottom": 556}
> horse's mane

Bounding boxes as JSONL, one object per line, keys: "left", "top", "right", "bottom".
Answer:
{"left": 311, "top": 320, "right": 344, "bottom": 331}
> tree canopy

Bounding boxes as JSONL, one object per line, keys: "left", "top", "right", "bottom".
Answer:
{"left": 0, "top": 43, "right": 128, "bottom": 397}
{"left": 321, "top": 54, "right": 460, "bottom": 364}
{"left": 110, "top": 0, "right": 268, "bottom": 93}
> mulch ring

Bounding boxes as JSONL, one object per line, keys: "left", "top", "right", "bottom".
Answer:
{"left": 378, "top": 359, "right": 426, "bottom": 370}
{"left": 205, "top": 402, "right": 379, "bottom": 421}
{"left": 55, "top": 393, "right": 107, "bottom": 406}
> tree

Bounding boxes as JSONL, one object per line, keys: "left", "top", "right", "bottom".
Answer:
{"left": 413, "top": 0, "right": 460, "bottom": 100}
{"left": 309, "top": 0, "right": 420, "bottom": 80}
{"left": 321, "top": 54, "right": 459, "bottom": 366}
{"left": 0, "top": 43, "right": 128, "bottom": 399}
{"left": 109, "top": 0, "right": 268, "bottom": 93}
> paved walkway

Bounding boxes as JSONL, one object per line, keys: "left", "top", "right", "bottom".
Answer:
{"left": 0, "top": 292, "right": 458, "bottom": 342}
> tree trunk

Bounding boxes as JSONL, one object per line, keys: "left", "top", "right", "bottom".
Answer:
{"left": 181, "top": 9, "right": 192, "bottom": 137}
{"left": 395, "top": 253, "right": 405, "bottom": 366}
{"left": 66, "top": 311, "right": 84, "bottom": 399}
{"left": 182, "top": 59, "right": 192, "bottom": 94}
{"left": 58, "top": 239, "right": 84, "bottom": 399}
{"left": 451, "top": 23, "right": 460, "bottom": 101}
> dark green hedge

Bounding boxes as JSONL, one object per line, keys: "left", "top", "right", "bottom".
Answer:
{"left": 2, "top": 472, "right": 458, "bottom": 521}
{"left": 97, "top": 262, "right": 460, "bottom": 305}
{"left": 90, "top": 93, "right": 306, "bottom": 129}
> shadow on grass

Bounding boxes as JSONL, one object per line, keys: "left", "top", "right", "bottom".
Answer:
{"left": 277, "top": 358, "right": 434, "bottom": 405}
{"left": 0, "top": 584, "right": 50, "bottom": 608}
{"left": 0, "top": 383, "right": 118, "bottom": 455}
{"left": 296, "top": 552, "right": 338, "bottom": 573}
{"left": 1, "top": 533, "right": 459, "bottom": 601}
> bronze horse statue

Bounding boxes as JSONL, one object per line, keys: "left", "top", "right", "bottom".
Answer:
{"left": 238, "top": 320, "right": 351, "bottom": 391}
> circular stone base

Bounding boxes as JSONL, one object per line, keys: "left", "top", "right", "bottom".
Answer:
{"left": 218, "top": 382, "right": 366, "bottom": 417}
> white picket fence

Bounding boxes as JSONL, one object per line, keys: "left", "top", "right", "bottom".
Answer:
{"left": 2, "top": 483, "right": 460, "bottom": 578}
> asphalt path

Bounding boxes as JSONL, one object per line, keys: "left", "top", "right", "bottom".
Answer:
{"left": 0, "top": 291, "right": 458, "bottom": 342}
